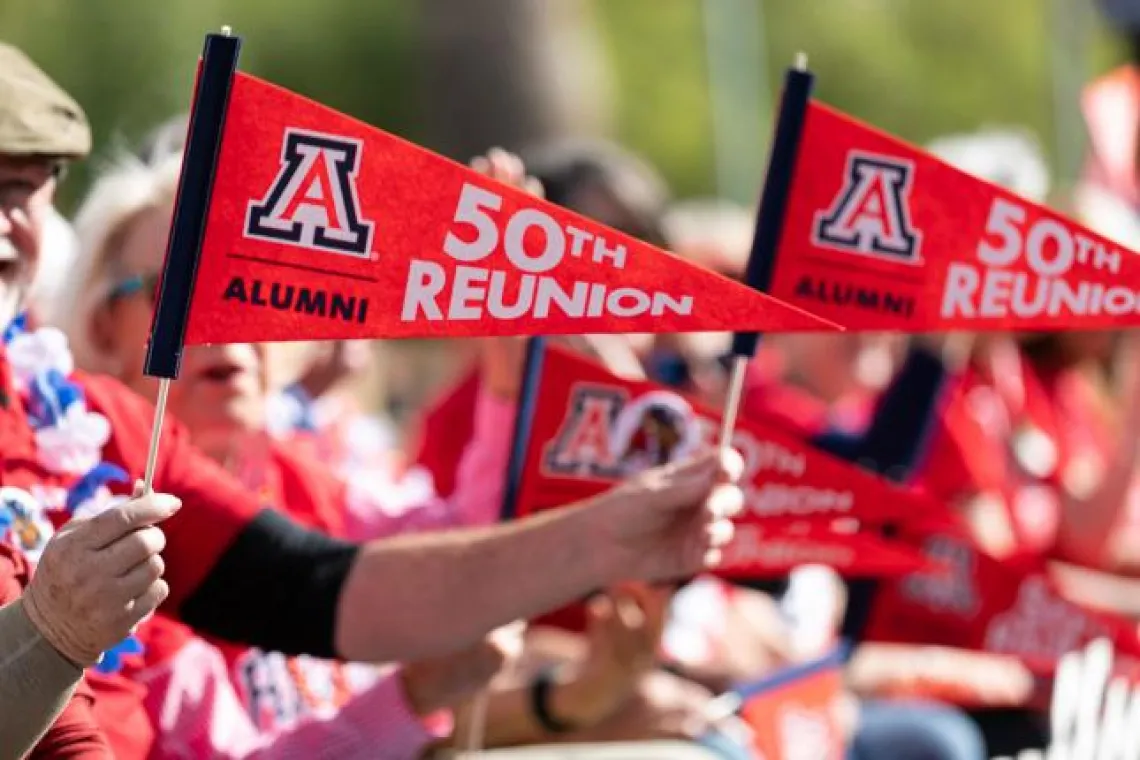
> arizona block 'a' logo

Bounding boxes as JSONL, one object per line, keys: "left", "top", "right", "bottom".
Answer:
{"left": 543, "top": 386, "right": 701, "bottom": 480}
{"left": 246, "top": 129, "right": 375, "bottom": 258}
{"left": 543, "top": 385, "right": 626, "bottom": 479}
{"left": 813, "top": 152, "right": 922, "bottom": 265}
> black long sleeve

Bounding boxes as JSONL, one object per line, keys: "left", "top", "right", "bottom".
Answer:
{"left": 180, "top": 510, "right": 359, "bottom": 658}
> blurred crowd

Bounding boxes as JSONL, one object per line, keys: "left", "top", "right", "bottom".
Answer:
{"left": 10, "top": 5, "right": 1140, "bottom": 760}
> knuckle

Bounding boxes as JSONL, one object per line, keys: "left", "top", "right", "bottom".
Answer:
{"left": 124, "top": 530, "right": 153, "bottom": 556}
{"left": 147, "top": 526, "right": 168, "bottom": 554}
{"left": 95, "top": 505, "right": 131, "bottom": 537}
{"left": 145, "top": 553, "right": 165, "bottom": 580}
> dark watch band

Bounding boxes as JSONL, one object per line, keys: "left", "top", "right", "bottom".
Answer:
{"left": 529, "top": 665, "right": 578, "bottom": 734}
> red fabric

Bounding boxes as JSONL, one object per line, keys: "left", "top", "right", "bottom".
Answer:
{"left": 267, "top": 441, "right": 349, "bottom": 535}
{"left": 868, "top": 347, "right": 1140, "bottom": 688}
{"left": 81, "top": 673, "right": 148, "bottom": 760}
{"left": 515, "top": 344, "right": 939, "bottom": 538}
{"left": 863, "top": 530, "right": 1140, "bottom": 680}
{"left": 0, "top": 544, "right": 111, "bottom": 759}
{"left": 410, "top": 367, "right": 480, "bottom": 499}
{"left": 183, "top": 72, "right": 830, "bottom": 345}
{"left": 767, "top": 100, "right": 1140, "bottom": 332}
{"left": 742, "top": 377, "right": 832, "bottom": 439}
{"left": 79, "top": 372, "right": 263, "bottom": 614}
{"left": 913, "top": 353, "right": 1066, "bottom": 556}
{"left": 0, "top": 350, "right": 263, "bottom": 760}
{"left": 740, "top": 657, "right": 846, "bottom": 760}
{"left": 190, "top": 439, "right": 358, "bottom": 728}
{"left": 29, "top": 372, "right": 260, "bottom": 760}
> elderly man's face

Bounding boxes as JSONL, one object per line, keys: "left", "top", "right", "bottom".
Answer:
{"left": 0, "top": 155, "right": 55, "bottom": 326}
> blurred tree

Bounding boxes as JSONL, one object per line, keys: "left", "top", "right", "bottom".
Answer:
{"left": 0, "top": 0, "right": 1132, "bottom": 209}
{"left": 3, "top": 0, "right": 1138, "bottom": 423}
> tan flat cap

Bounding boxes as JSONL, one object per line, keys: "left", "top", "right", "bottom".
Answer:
{"left": 0, "top": 42, "right": 91, "bottom": 160}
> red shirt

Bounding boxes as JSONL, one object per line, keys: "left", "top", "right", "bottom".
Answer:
{"left": 871, "top": 348, "right": 1131, "bottom": 671}
{"left": 125, "top": 440, "right": 350, "bottom": 674}
{"left": 132, "top": 439, "right": 365, "bottom": 736}
{"left": 0, "top": 361, "right": 264, "bottom": 760}
{"left": 914, "top": 350, "right": 1068, "bottom": 557}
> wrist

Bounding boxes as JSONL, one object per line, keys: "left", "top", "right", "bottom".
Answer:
{"left": 553, "top": 664, "right": 632, "bottom": 728}
{"left": 20, "top": 591, "right": 94, "bottom": 668}
{"left": 564, "top": 499, "right": 625, "bottom": 591}
{"left": 1, "top": 599, "right": 83, "bottom": 676}
{"left": 530, "top": 665, "right": 589, "bottom": 734}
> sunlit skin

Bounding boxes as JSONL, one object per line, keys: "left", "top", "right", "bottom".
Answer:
{"left": 0, "top": 155, "right": 56, "bottom": 327}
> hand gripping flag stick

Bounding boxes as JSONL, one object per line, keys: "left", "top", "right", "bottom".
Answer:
{"left": 142, "top": 27, "right": 240, "bottom": 492}
{"left": 718, "top": 53, "right": 814, "bottom": 449}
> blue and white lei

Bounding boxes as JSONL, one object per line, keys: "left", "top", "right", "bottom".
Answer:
{"left": 0, "top": 313, "right": 141, "bottom": 673}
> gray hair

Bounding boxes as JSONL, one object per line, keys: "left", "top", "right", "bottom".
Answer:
{"left": 926, "top": 128, "right": 1050, "bottom": 203}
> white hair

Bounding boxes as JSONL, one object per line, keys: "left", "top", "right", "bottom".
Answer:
{"left": 926, "top": 128, "right": 1051, "bottom": 203}
{"left": 661, "top": 197, "right": 755, "bottom": 277}
{"left": 31, "top": 207, "right": 80, "bottom": 316}
{"left": 52, "top": 148, "right": 183, "bottom": 374}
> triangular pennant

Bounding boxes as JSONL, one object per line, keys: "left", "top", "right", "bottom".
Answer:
{"left": 720, "top": 523, "right": 931, "bottom": 580}
{"left": 736, "top": 649, "right": 848, "bottom": 760}
{"left": 864, "top": 528, "right": 1140, "bottom": 681}
{"left": 180, "top": 72, "right": 835, "bottom": 344}
{"left": 511, "top": 343, "right": 950, "bottom": 579}
{"left": 517, "top": 343, "right": 949, "bottom": 528}
{"left": 767, "top": 101, "right": 1140, "bottom": 331}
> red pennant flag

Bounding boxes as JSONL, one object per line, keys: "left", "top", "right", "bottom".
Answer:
{"left": 513, "top": 344, "right": 947, "bottom": 578}
{"left": 766, "top": 101, "right": 1140, "bottom": 331}
{"left": 737, "top": 651, "right": 848, "bottom": 760}
{"left": 864, "top": 529, "right": 1140, "bottom": 678}
{"left": 720, "top": 523, "right": 930, "bottom": 580}
{"left": 175, "top": 71, "right": 835, "bottom": 345}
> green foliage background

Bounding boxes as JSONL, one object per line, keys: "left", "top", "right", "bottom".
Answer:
{"left": 1, "top": 0, "right": 1131, "bottom": 211}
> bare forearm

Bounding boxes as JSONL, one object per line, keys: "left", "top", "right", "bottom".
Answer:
{"left": 335, "top": 506, "right": 606, "bottom": 662}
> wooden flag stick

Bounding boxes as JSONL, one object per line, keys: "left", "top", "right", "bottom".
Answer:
{"left": 142, "top": 378, "right": 171, "bottom": 493}
{"left": 719, "top": 51, "right": 812, "bottom": 449}
{"left": 717, "top": 354, "right": 750, "bottom": 449}
{"left": 140, "top": 24, "right": 237, "bottom": 494}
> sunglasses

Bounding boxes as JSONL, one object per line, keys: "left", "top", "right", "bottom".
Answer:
{"left": 106, "top": 272, "right": 161, "bottom": 305}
